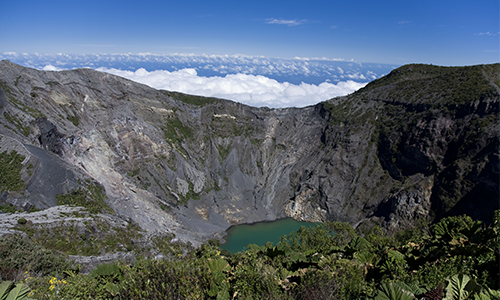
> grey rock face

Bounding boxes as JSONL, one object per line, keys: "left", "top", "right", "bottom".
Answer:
{"left": 0, "top": 60, "right": 498, "bottom": 244}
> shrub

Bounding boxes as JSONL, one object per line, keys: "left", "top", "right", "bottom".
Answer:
{"left": 0, "top": 234, "right": 72, "bottom": 280}
{"left": 0, "top": 150, "right": 26, "bottom": 192}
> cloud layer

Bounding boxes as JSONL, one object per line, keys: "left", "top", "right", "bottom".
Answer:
{"left": 0, "top": 52, "right": 396, "bottom": 108}
{"left": 0, "top": 52, "right": 395, "bottom": 85}
{"left": 97, "top": 67, "right": 366, "bottom": 108}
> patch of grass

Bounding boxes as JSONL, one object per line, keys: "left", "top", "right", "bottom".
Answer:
{"left": 3, "top": 111, "right": 30, "bottom": 136}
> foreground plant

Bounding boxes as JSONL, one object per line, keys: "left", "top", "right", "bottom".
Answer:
{"left": 0, "top": 281, "right": 32, "bottom": 300}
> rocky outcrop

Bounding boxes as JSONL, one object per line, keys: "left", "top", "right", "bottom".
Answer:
{"left": 0, "top": 60, "right": 497, "bottom": 244}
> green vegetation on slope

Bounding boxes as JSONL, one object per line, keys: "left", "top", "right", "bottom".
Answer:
{"left": 55, "top": 183, "right": 113, "bottom": 214}
{"left": 14, "top": 216, "right": 143, "bottom": 256}
{"left": 162, "top": 90, "right": 219, "bottom": 106}
{"left": 358, "top": 64, "right": 498, "bottom": 105}
{"left": 4, "top": 212, "right": 498, "bottom": 299}
{"left": 0, "top": 150, "right": 26, "bottom": 192}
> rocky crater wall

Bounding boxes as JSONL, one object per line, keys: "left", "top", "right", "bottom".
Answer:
{"left": 0, "top": 60, "right": 498, "bottom": 244}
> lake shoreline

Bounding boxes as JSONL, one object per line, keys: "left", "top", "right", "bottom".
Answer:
{"left": 220, "top": 218, "right": 319, "bottom": 253}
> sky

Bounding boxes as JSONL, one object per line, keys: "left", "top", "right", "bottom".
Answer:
{"left": 1, "top": 0, "right": 498, "bottom": 65}
{"left": 0, "top": 0, "right": 498, "bottom": 107}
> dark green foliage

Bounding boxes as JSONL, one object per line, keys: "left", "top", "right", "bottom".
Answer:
{"left": 0, "top": 150, "right": 26, "bottom": 192}
{"left": 19, "top": 212, "right": 500, "bottom": 299}
{"left": 0, "top": 204, "right": 17, "bottom": 213}
{"left": 163, "top": 90, "right": 218, "bottom": 106}
{"left": 91, "top": 263, "right": 123, "bottom": 283}
{"left": 120, "top": 259, "right": 209, "bottom": 299}
{"left": 0, "top": 234, "right": 72, "bottom": 280}
{"left": 56, "top": 183, "right": 113, "bottom": 214}
{"left": 15, "top": 215, "right": 144, "bottom": 256}
{"left": 151, "top": 233, "right": 193, "bottom": 257}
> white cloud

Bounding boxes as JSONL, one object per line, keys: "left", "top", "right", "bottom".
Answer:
{"left": 265, "top": 18, "right": 305, "bottom": 26}
{"left": 98, "top": 67, "right": 366, "bottom": 108}
{"left": 42, "top": 65, "right": 62, "bottom": 71}
{"left": 477, "top": 32, "right": 499, "bottom": 36}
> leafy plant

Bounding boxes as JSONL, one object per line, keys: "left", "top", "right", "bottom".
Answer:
{"left": 0, "top": 281, "right": 32, "bottom": 300}
{"left": 443, "top": 274, "right": 482, "bottom": 300}
{"left": 91, "top": 263, "right": 123, "bottom": 283}
{"left": 374, "top": 282, "right": 417, "bottom": 300}
{"left": 207, "top": 258, "right": 231, "bottom": 299}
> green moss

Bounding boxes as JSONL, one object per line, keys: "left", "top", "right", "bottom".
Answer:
{"left": 67, "top": 114, "right": 80, "bottom": 126}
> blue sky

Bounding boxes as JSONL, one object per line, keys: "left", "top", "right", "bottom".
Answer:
{"left": 1, "top": 0, "right": 498, "bottom": 66}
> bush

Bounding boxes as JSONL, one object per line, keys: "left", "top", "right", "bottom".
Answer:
{"left": 0, "top": 150, "right": 26, "bottom": 192}
{"left": 0, "top": 234, "right": 72, "bottom": 280}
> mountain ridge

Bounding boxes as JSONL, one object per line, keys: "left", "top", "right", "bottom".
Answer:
{"left": 0, "top": 60, "right": 498, "bottom": 245}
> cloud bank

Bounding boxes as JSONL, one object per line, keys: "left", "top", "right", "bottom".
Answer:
{"left": 0, "top": 52, "right": 394, "bottom": 85}
{"left": 97, "top": 67, "right": 366, "bottom": 108}
{"left": 0, "top": 52, "right": 395, "bottom": 108}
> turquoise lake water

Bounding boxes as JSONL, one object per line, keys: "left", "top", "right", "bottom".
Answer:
{"left": 220, "top": 218, "right": 318, "bottom": 253}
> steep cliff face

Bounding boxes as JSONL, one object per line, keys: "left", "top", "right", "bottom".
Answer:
{"left": 0, "top": 60, "right": 498, "bottom": 243}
